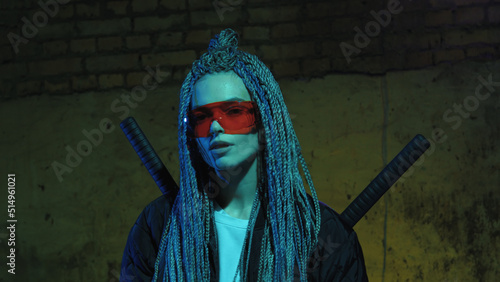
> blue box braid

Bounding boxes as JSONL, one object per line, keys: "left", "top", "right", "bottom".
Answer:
{"left": 153, "top": 28, "right": 321, "bottom": 282}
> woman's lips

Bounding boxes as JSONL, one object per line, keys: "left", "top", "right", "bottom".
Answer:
{"left": 209, "top": 141, "right": 232, "bottom": 150}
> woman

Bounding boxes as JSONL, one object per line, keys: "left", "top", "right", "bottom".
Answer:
{"left": 121, "top": 28, "right": 368, "bottom": 281}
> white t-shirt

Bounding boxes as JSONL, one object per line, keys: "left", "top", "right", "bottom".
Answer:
{"left": 214, "top": 203, "right": 249, "bottom": 282}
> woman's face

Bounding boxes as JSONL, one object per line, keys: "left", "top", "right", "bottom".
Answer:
{"left": 191, "top": 71, "right": 260, "bottom": 174}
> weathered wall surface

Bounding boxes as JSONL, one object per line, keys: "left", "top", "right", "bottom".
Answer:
{"left": 1, "top": 59, "right": 498, "bottom": 281}
{"left": 1, "top": 0, "right": 499, "bottom": 281}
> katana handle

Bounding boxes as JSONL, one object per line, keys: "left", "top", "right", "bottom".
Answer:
{"left": 120, "top": 117, "right": 179, "bottom": 195}
{"left": 340, "top": 134, "right": 430, "bottom": 228}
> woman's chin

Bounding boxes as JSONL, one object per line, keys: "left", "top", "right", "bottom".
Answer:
{"left": 213, "top": 160, "right": 238, "bottom": 172}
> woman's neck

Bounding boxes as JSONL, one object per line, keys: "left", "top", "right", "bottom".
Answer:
{"left": 213, "top": 157, "right": 258, "bottom": 220}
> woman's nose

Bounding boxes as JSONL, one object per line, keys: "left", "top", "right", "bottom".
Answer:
{"left": 210, "top": 119, "right": 225, "bottom": 136}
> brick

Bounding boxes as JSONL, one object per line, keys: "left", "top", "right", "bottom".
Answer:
{"left": 98, "top": 74, "right": 124, "bottom": 89}
{"left": 272, "top": 23, "right": 298, "bottom": 39}
{"left": 381, "top": 52, "right": 406, "bottom": 70}
{"left": 302, "top": 58, "right": 330, "bottom": 75}
{"left": 76, "top": 18, "right": 131, "bottom": 36}
{"left": 331, "top": 18, "right": 359, "bottom": 35}
{"left": 347, "top": 1, "right": 388, "bottom": 13}
{"left": 0, "top": 46, "right": 14, "bottom": 63}
{"left": 429, "top": 0, "right": 455, "bottom": 9}
{"left": 131, "top": 0, "right": 157, "bottom": 13}
{"left": 189, "top": 11, "right": 214, "bottom": 26}
{"left": 406, "top": 51, "right": 433, "bottom": 68}
{"left": 260, "top": 42, "right": 316, "bottom": 60}
{"left": 392, "top": 11, "right": 426, "bottom": 31}
{"left": 456, "top": 7, "right": 485, "bottom": 25}
{"left": 191, "top": 8, "right": 244, "bottom": 26}
{"left": 86, "top": 54, "right": 138, "bottom": 72}
{"left": 466, "top": 46, "right": 496, "bottom": 58}
{"left": 189, "top": 0, "right": 213, "bottom": 9}
{"left": 330, "top": 57, "right": 352, "bottom": 72}
{"left": 248, "top": 6, "right": 300, "bottom": 23}
{"left": 0, "top": 11, "right": 23, "bottom": 27}
{"left": 363, "top": 37, "right": 383, "bottom": 56}
{"left": 321, "top": 40, "right": 346, "bottom": 58}
{"left": 29, "top": 58, "right": 82, "bottom": 75}
{"left": 141, "top": 50, "right": 197, "bottom": 66}
{"left": 444, "top": 29, "right": 489, "bottom": 46}
{"left": 211, "top": 1, "right": 244, "bottom": 23}
{"left": 0, "top": 27, "right": 13, "bottom": 46}
{"left": 301, "top": 20, "right": 331, "bottom": 36}
{"left": 160, "top": 0, "right": 186, "bottom": 10}
{"left": 400, "top": 0, "right": 431, "bottom": 12}
{"left": 243, "top": 26, "right": 269, "bottom": 40}
{"left": 126, "top": 72, "right": 147, "bottom": 87}
{"left": 488, "top": 28, "right": 500, "bottom": 43}
{"left": 158, "top": 32, "right": 183, "bottom": 47}
{"left": 384, "top": 32, "right": 441, "bottom": 51}
{"left": 349, "top": 55, "right": 385, "bottom": 74}
{"left": 126, "top": 35, "right": 150, "bottom": 49}
{"left": 17, "top": 80, "right": 42, "bottom": 96}
{"left": 455, "top": 0, "right": 489, "bottom": 5}
{"left": 306, "top": 2, "right": 346, "bottom": 18}
{"left": 435, "top": 49, "right": 465, "bottom": 63}
{"left": 98, "top": 36, "right": 123, "bottom": 51}
{"left": 70, "top": 38, "right": 96, "bottom": 53}
{"left": 185, "top": 30, "right": 211, "bottom": 45}
{"left": 58, "top": 5, "right": 75, "bottom": 19}
{"left": 425, "top": 10, "right": 453, "bottom": 27}
{"left": 44, "top": 79, "right": 70, "bottom": 93}
{"left": 10, "top": 39, "right": 42, "bottom": 58}
{"left": 134, "top": 15, "right": 187, "bottom": 32}
{"left": 37, "top": 23, "right": 76, "bottom": 39}
{"left": 488, "top": 6, "right": 500, "bottom": 23}
{"left": 72, "top": 75, "right": 98, "bottom": 91}
{"left": 0, "top": 1, "right": 35, "bottom": 9}
{"left": 43, "top": 40, "right": 68, "bottom": 56}
{"left": 107, "top": 1, "right": 128, "bottom": 15}
{"left": 272, "top": 60, "right": 299, "bottom": 77}
{"left": 416, "top": 33, "right": 442, "bottom": 49}
{"left": 0, "top": 63, "right": 27, "bottom": 78}
{"left": 384, "top": 33, "right": 409, "bottom": 51}
{"left": 76, "top": 3, "right": 100, "bottom": 17}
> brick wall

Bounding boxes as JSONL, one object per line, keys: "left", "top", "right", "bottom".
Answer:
{"left": 1, "top": 0, "right": 499, "bottom": 98}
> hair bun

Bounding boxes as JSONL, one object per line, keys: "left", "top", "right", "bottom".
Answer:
{"left": 208, "top": 28, "right": 239, "bottom": 51}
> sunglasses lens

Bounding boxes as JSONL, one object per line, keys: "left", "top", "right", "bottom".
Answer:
{"left": 188, "top": 101, "right": 258, "bottom": 137}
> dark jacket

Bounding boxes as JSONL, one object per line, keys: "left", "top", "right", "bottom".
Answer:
{"left": 121, "top": 192, "right": 368, "bottom": 281}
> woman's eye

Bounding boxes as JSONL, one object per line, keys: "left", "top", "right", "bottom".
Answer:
{"left": 193, "top": 112, "right": 209, "bottom": 121}
{"left": 226, "top": 107, "right": 244, "bottom": 115}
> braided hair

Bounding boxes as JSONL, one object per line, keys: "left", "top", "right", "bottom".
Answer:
{"left": 153, "top": 28, "right": 321, "bottom": 281}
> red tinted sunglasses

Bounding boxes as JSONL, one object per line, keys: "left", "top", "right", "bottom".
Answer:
{"left": 187, "top": 101, "right": 260, "bottom": 138}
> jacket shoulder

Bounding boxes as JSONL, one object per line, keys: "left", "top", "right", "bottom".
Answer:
{"left": 308, "top": 199, "right": 369, "bottom": 281}
{"left": 120, "top": 192, "right": 177, "bottom": 281}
